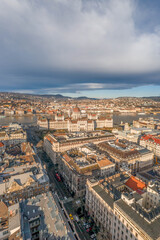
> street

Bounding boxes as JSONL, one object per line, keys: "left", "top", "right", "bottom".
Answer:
{"left": 27, "top": 126, "right": 92, "bottom": 240}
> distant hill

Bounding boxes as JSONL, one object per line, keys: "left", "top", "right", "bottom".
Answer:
{"left": 76, "top": 96, "right": 97, "bottom": 100}
{"left": 40, "top": 94, "right": 71, "bottom": 99}
{"left": 143, "top": 96, "right": 160, "bottom": 102}
{"left": 0, "top": 92, "right": 97, "bottom": 100}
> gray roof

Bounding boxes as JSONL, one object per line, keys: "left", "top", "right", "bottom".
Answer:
{"left": 93, "top": 185, "right": 114, "bottom": 208}
{"left": 115, "top": 199, "right": 160, "bottom": 240}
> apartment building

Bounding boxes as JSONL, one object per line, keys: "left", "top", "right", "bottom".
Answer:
{"left": 0, "top": 142, "right": 49, "bottom": 206}
{"left": 0, "top": 123, "right": 27, "bottom": 146}
{"left": 136, "top": 165, "right": 160, "bottom": 184}
{"left": 0, "top": 202, "right": 22, "bottom": 240}
{"left": 98, "top": 139, "right": 154, "bottom": 173}
{"left": 37, "top": 117, "right": 48, "bottom": 129}
{"left": 44, "top": 131, "right": 115, "bottom": 164}
{"left": 58, "top": 145, "right": 115, "bottom": 197}
{"left": 0, "top": 142, "right": 5, "bottom": 155}
{"left": 140, "top": 134, "right": 160, "bottom": 158}
{"left": 113, "top": 127, "right": 155, "bottom": 144}
{"left": 133, "top": 118, "right": 160, "bottom": 130}
{"left": 20, "top": 192, "right": 69, "bottom": 240}
{"left": 85, "top": 174, "right": 160, "bottom": 240}
{"left": 0, "top": 169, "right": 49, "bottom": 206}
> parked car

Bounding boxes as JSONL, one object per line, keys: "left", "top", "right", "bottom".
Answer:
{"left": 85, "top": 224, "right": 91, "bottom": 229}
{"left": 86, "top": 227, "right": 92, "bottom": 232}
{"left": 91, "top": 233, "right": 96, "bottom": 239}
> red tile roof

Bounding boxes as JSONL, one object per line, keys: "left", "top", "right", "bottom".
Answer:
{"left": 73, "top": 107, "right": 80, "bottom": 113}
{"left": 141, "top": 135, "right": 160, "bottom": 145}
{"left": 0, "top": 142, "right": 4, "bottom": 147}
{"left": 125, "top": 176, "right": 146, "bottom": 193}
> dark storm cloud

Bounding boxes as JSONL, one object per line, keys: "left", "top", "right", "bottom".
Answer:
{"left": 0, "top": 0, "right": 160, "bottom": 94}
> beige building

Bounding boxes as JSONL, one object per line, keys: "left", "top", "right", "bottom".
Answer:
{"left": 0, "top": 142, "right": 5, "bottom": 155}
{"left": 0, "top": 202, "right": 22, "bottom": 240}
{"left": 44, "top": 132, "right": 115, "bottom": 164}
{"left": 85, "top": 175, "right": 160, "bottom": 240}
{"left": 58, "top": 145, "right": 115, "bottom": 197}
{"left": 98, "top": 139, "right": 154, "bottom": 173}
{"left": 37, "top": 108, "right": 113, "bottom": 131}
{"left": 96, "top": 117, "right": 113, "bottom": 129}
{"left": 133, "top": 118, "right": 160, "bottom": 130}
{"left": 0, "top": 124, "right": 27, "bottom": 146}
{"left": 140, "top": 134, "right": 160, "bottom": 158}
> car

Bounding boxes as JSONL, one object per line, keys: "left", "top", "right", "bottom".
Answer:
{"left": 55, "top": 173, "right": 61, "bottom": 181}
{"left": 91, "top": 234, "right": 96, "bottom": 239}
{"left": 86, "top": 227, "right": 92, "bottom": 232}
{"left": 85, "top": 224, "right": 90, "bottom": 229}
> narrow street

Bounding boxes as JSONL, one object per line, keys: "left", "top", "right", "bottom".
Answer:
{"left": 27, "top": 127, "right": 91, "bottom": 240}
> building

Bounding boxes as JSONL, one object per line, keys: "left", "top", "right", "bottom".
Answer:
{"left": 137, "top": 165, "right": 160, "bottom": 184}
{"left": 140, "top": 134, "right": 160, "bottom": 158}
{"left": 44, "top": 131, "right": 115, "bottom": 164}
{"left": 20, "top": 192, "right": 70, "bottom": 240}
{"left": 113, "top": 127, "right": 155, "bottom": 144}
{"left": 37, "top": 108, "right": 113, "bottom": 132}
{"left": 0, "top": 142, "right": 5, "bottom": 155}
{"left": 0, "top": 202, "right": 9, "bottom": 240}
{"left": 0, "top": 124, "right": 27, "bottom": 146}
{"left": 133, "top": 117, "right": 160, "bottom": 130}
{"left": 96, "top": 117, "right": 113, "bottom": 129}
{"left": 85, "top": 174, "right": 160, "bottom": 240}
{"left": 72, "top": 107, "right": 81, "bottom": 119}
{"left": 0, "top": 143, "right": 49, "bottom": 205}
{"left": 0, "top": 202, "right": 22, "bottom": 240}
{"left": 37, "top": 117, "right": 48, "bottom": 129}
{"left": 58, "top": 144, "right": 115, "bottom": 197}
{"left": 98, "top": 139, "right": 154, "bottom": 173}
{"left": 0, "top": 169, "right": 49, "bottom": 206}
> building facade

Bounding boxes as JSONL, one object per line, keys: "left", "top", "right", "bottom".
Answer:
{"left": 85, "top": 175, "right": 160, "bottom": 240}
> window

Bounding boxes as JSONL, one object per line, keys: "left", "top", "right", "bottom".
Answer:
{"left": 3, "top": 230, "right": 9, "bottom": 235}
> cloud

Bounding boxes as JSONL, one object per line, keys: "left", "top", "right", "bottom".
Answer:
{"left": 0, "top": 0, "right": 160, "bottom": 94}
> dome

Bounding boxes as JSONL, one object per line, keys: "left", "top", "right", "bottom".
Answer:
{"left": 73, "top": 107, "right": 80, "bottom": 113}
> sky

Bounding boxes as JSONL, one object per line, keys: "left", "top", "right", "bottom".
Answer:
{"left": 1, "top": 0, "right": 160, "bottom": 98}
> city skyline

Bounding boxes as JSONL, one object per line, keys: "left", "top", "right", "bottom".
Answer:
{"left": 1, "top": 0, "right": 160, "bottom": 97}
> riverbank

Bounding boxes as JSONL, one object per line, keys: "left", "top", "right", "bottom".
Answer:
{"left": 1, "top": 113, "right": 160, "bottom": 127}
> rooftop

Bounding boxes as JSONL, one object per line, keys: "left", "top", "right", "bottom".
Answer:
{"left": 125, "top": 176, "right": 146, "bottom": 193}
{"left": 21, "top": 192, "right": 70, "bottom": 240}
{"left": 115, "top": 199, "right": 160, "bottom": 240}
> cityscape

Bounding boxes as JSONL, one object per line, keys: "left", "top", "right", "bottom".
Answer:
{"left": 0, "top": 93, "right": 160, "bottom": 240}
{"left": 1, "top": 0, "right": 160, "bottom": 240}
